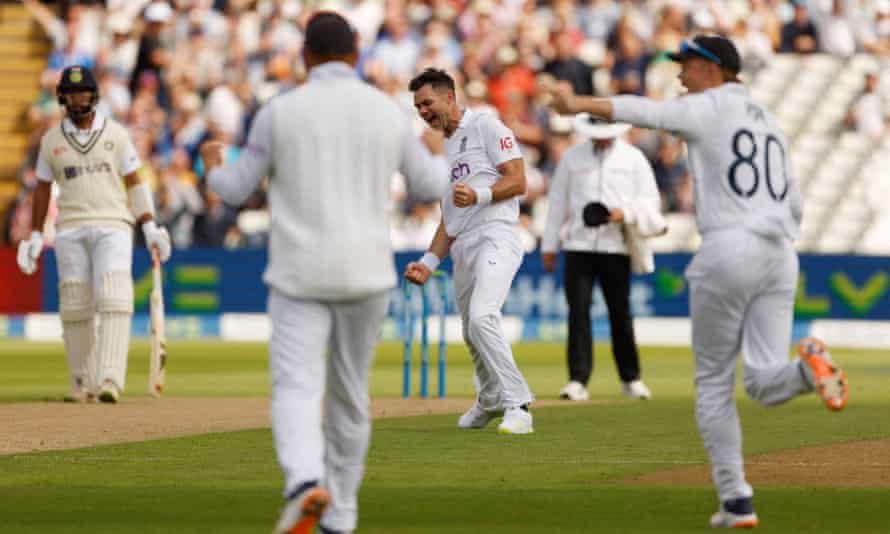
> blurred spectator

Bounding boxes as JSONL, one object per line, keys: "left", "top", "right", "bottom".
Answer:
{"left": 781, "top": 2, "right": 819, "bottom": 53}
{"left": 651, "top": 135, "right": 689, "bottom": 212}
{"left": 23, "top": 0, "right": 100, "bottom": 70}
{"left": 860, "top": 0, "right": 890, "bottom": 56}
{"left": 731, "top": 18, "right": 774, "bottom": 74}
{"left": 464, "top": 79, "right": 497, "bottom": 114}
{"left": 193, "top": 186, "right": 239, "bottom": 247}
{"left": 204, "top": 68, "right": 246, "bottom": 143}
{"left": 813, "top": 0, "right": 857, "bottom": 57}
{"left": 651, "top": 2, "right": 687, "bottom": 55}
{"left": 96, "top": 69, "right": 132, "bottom": 120}
{"left": 487, "top": 45, "right": 536, "bottom": 115}
{"left": 610, "top": 24, "right": 652, "bottom": 96}
{"left": 98, "top": 12, "right": 139, "bottom": 78}
{"left": 749, "top": 0, "right": 783, "bottom": 51}
{"left": 544, "top": 30, "right": 595, "bottom": 95}
{"left": 578, "top": 0, "right": 621, "bottom": 42}
{"left": 155, "top": 160, "right": 204, "bottom": 248}
{"left": 368, "top": 13, "right": 421, "bottom": 79}
{"left": 346, "top": 0, "right": 386, "bottom": 51}
{"left": 130, "top": 1, "right": 173, "bottom": 110}
{"left": 845, "top": 71, "right": 887, "bottom": 139}
{"left": 28, "top": 69, "right": 63, "bottom": 132}
{"left": 169, "top": 91, "right": 206, "bottom": 153}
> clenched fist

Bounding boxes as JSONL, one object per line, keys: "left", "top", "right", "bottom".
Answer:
{"left": 199, "top": 141, "right": 225, "bottom": 171}
{"left": 142, "top": 221, "right": 172, "bottom": 263}
{"left": 453, "top": 183, "right": 477, "bottom": 207}
{"left": 548, "top": 82, "right": 581, "bottom": 115}
{"left": 404, "top": 262, "right": 432, "bottom": 285}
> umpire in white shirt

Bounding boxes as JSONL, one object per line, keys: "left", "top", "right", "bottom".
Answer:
{"left": 541, "top": 114, "right": 659, "bottom": 402}
{"left": 200, "top": 12, "right": 448, "bottom": 534}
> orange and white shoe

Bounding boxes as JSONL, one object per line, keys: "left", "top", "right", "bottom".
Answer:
{"left": 272, "top": 483, "right": 330, "bottom": 534}
{"left": 798, "top": 336, "right": 848, "bottom": 411}
{"left": 710, "top": 498, "right": 759, "bottom": 529}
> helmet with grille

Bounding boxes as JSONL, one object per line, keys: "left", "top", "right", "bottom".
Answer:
{"left": 56, "top": 65, "right": 99, "bottom": 122}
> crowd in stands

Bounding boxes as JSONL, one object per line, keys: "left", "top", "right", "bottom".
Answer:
{"left": 4, "top": 0, "right": 889, "bottom": 251}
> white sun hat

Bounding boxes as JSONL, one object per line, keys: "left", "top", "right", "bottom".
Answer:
{"left": 144, "top": 1, "right": 173, "bottom": 23}
{"left": 573, "top": 112, "right": 631, "bottom": 139}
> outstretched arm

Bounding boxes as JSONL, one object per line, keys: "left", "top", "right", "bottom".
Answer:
{"left": 203, "top": 104, "right": 274, "bottom": 206}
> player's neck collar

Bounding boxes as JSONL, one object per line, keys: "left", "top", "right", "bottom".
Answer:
{"left": 307, "top": 61, "right": 357, "bottom": 82}
{"left": 62, "top": 112, "right": 105, "bottom": 135}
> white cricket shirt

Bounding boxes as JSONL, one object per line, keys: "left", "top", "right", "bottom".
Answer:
{"left": 612, "top": 83, "right": 802, "bottom": 240}
{"left": 541, "top": 138, "right": 659, "bottom": 255}
{"left": 35, "top": 112, "right": 143, "bottom": 231}
{"left": 36, "top": 112, "right": 142, "bottom": 182}
{"left": 441, "top": 109, "right": 523, "bottom": 237}
{"left": 208, "top": 61, "right": 449, "bottom": 301}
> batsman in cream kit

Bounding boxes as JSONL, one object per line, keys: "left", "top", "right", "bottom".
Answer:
{"left": 16, "top": 65, "right": 172, "bottom": 403}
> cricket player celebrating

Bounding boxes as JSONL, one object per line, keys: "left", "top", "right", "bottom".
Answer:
{"left": 406, "top": 68, "right": 535, "bottom": 435}
{"left": 16, "top": 65, "right": 171, "bottom": 403}
{"left": 547, "top": 35, "right": 848, "bottom": 528}
{"left": 200, "top": 13, "right": 449, "bottom": 534}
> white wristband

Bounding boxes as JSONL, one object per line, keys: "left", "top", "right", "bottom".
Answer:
{"left": 29, "top": 230, "right": 43, "bottom": 243}
{"left": 475, "top": 186, "right": 493, "bottom": 207}
{"left": 128, "top": 181, "right": 155, "bottom": 219}
{"left": 419, "top": 251, "right": 441, "bottom": 273}
{"left": 142, "top": 219, "right": 158, "bottom": 236}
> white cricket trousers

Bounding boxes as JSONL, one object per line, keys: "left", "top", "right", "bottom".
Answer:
{"left": 268, "top": 288, "right": 389, "bottom": 533}
{"left": 686, "top": 228, "right": 813, "bottom": 503}
{"left": 451, "top": 222, "right": 534, "bottom": 411}
{"left": 55, "top": 225, "right": 133, "bottom": 392}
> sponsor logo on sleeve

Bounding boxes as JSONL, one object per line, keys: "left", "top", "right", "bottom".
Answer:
{"left": 499, "top": 137, "right": 514, "bottom": 150}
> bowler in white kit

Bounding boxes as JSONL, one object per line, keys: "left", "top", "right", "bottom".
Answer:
{"left": 16, "top": 65, "right": 171, "bottom": 404}
{"left": 549, "top": 35, "right": 848, "bottom": 528}
{"left": 405, "top": 68, "right": 535, "bottom": 435}
{"left": 200, "top": 13, "right": 448, "bottom": 534}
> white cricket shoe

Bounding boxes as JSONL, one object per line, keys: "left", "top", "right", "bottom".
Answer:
{"left": 273, "top": 483, "right": 330, "bottom": 534}
{"left": 559, "top": 380, "right": 589, "bottom": 401}
{"left": 709, "top": 498, "right": 759, "bottom": 529}
{"left": 496, "top": 407, "right": 534, "bottom": 435}
{"left": 457, "top": 403, "right": 498, "bottom": 429}
{"left": 621, "top": 380, "right": 651, "bottom": 400}
{"left": 97, "top": 380, "right": 120, "bottom": 404}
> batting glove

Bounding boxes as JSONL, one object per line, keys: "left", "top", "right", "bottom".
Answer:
{"left": 142, "top": 221, "right": 172, "bottom": 263}
{"left": 16, "top": 230, "right": 43, "bottom": 275}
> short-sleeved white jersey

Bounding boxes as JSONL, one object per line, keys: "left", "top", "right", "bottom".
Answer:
{"left": 612, "top": 83, "right": 802, "bottom": 240}
{"left": 441, "top": 109, "right": 523, "bottom": 237}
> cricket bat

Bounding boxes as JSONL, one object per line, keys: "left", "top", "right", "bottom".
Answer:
{"left": 149, "top": 247, "right": 167, "bottom": 398}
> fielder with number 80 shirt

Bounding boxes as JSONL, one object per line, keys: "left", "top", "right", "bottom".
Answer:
{"left": 548, "top": 35, "right": 849, "bottom": 529}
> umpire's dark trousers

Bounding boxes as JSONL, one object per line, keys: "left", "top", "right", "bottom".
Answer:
{"left": 563, "top": 251, "right": 641, "bottom": 384}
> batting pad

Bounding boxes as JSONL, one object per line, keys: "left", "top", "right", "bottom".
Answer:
{"left": 96, "top": 271, "right": 133, "bottom": 390}
{"left": 59, "top": 280, "right": 97, "bottom": 393}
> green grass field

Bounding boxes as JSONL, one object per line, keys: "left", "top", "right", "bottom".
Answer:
{"left": 0, "top": 339, "right": 887, "bottom": 533}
